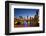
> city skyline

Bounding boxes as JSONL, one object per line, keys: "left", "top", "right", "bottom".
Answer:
{"left": 14, "top": 8, "right": 39, "bottom": 18}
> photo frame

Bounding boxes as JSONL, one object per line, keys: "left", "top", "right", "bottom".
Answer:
{"left": 5, "top": 1, "right": 45, "bottom": 35}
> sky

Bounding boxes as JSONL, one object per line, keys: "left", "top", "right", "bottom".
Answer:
{"left": 14, "top": 8, "right": 39, "bottom": 18}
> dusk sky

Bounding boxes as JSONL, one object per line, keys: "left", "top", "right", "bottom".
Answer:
{"left": 14, "top": 8, "right": 39, "bottom": 18}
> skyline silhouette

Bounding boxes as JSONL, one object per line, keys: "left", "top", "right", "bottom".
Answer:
{"left": 14, "top": 8, "right": 39, "bottom": 18}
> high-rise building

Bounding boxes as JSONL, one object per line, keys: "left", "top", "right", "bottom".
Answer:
{"left": 36, "top": 10, "right": 39, "bottom": 16}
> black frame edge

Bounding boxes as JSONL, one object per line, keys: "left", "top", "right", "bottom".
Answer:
{"left": 5, "top": 1, "right": 9, "bottom": 35}
{"left": 43, "top": 3, "right": 45, "bottom": 33}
